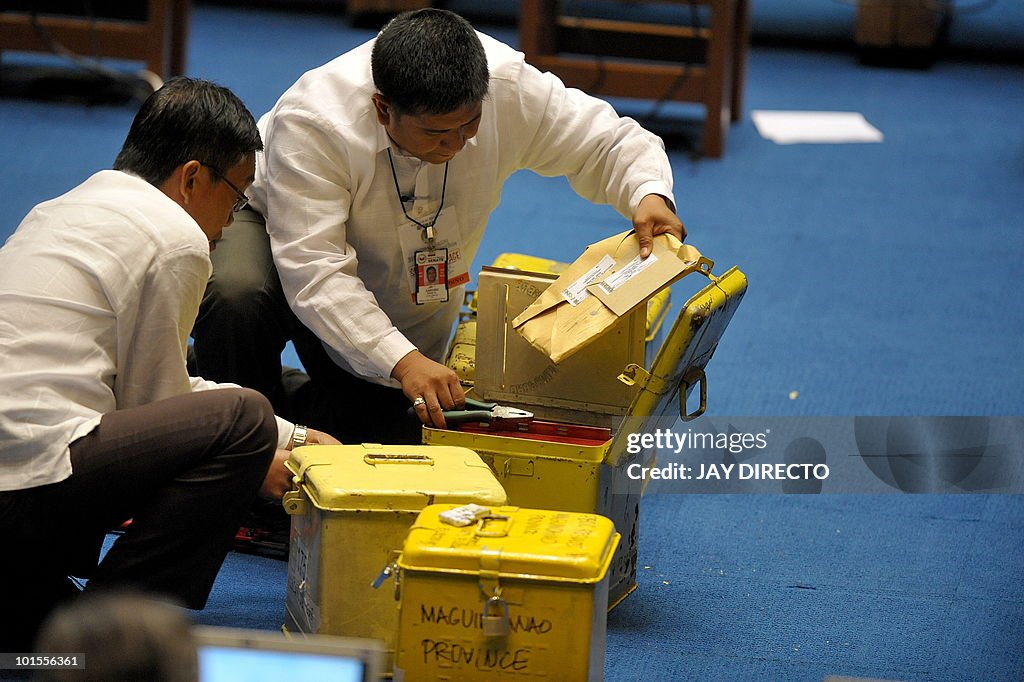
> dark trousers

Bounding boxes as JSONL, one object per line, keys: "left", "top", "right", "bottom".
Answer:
{"left": 0, "top": 388, "right": 277, "bottom": 652}
{"left": 192, "top": 208, "right": 420, "bottom": 444}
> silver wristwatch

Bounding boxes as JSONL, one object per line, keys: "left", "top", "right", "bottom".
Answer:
{"left": 291, "top": 424, "right": 309, "bottom": 449}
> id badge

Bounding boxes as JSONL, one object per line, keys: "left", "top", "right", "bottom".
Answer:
{"left": 397, "top": 206, "right": 467, "bottom": 302}
{"left": 415, "top": 248, "right": 449, "bottom": 304}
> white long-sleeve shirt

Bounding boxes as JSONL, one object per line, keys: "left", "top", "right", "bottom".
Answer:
{"left": 0, "top": 171, "right": 293, "bottom": 491}
{"left": 251, "top": 32, "right": 676, "bottom": 386}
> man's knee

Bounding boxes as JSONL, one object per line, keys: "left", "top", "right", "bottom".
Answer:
{"left": 197, "top": 261, "right": 291, "bottom": 346}
{"left": 228, "top": 388, "right": 278, "bottom": 456}
{"left": 202, "top": 212, "right": 279, "bottom": 311}
{"left": 203, "top": 267, "right": 272, "bottom": 315}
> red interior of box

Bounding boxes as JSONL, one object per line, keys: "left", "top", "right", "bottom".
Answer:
{"left": 454, "top": 419, "right": 612, "bottom": 446}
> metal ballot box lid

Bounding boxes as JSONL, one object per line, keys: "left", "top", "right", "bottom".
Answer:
{"left": 284, "top": 444, "right": 507, "bottom": 513}
{"left": 398, "top": 504, "right": 619, "bottom": 582}
{"left": 608, "top": 265, "right": 748, "bottom": 465}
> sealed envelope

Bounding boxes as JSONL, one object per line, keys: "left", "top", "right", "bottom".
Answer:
{"left": 512, "top": 230, "right": 710, "bottom": 363}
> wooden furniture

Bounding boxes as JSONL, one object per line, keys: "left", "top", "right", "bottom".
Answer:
{"left": 0, "top": 0, "right": 191, "bottom": 81}
{"left": 855, "top": 0, "right": 941, "bottom": 49}
{"left": 347, "top": 0, "right": 431, "bottom": 15}
{"left": 519, "top": 0, "right": 750, "bottom": 158}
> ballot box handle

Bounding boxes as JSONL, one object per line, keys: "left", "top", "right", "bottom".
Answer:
{"left": 362, "top": 453, "right": 435, "bottom": 466}
{"left": 680, "top": 368, "right": 707, "bottom": 421}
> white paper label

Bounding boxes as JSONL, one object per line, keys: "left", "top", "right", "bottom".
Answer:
{"left": 596, "top": 253, "right": 658, "bottom": 295}
{"left": 562, "top": 254, "right": 616, "bottom": 306}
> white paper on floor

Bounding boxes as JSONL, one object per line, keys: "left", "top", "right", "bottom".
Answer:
{"left": 751, "top": 110, "right": 884, "bottom": 144}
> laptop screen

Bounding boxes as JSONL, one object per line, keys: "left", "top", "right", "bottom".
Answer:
{"left": 193, "top": 626, "right": 382, "bottom": 682}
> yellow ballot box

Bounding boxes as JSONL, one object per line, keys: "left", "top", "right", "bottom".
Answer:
{"left": 282, "top": 445, "right": 507, "bottom": 672}
{"left": 426, "top": 251, "right": 748, "bottom": 608}
{"left": 391, "top": 504, "right": 619, "bottom": 682}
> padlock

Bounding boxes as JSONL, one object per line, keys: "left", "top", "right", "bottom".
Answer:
{"left": 481, "top": 595, "right": 510, "bottom": 639}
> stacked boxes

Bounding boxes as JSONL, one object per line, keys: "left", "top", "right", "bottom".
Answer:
{"left": 282, "top": 444, "right": 507, "bottom": 671}
{"left": 426, "top": 261, "right": 748, "bottom": 608}
{"left": 281, "top": 243, "right": 748, "bottom": 679}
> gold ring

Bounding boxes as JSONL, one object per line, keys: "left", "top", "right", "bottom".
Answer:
{"left": 413, "top": 396, "right": 426, "bottom": 407}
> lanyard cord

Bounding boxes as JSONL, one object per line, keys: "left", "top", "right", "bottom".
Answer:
{"left": 387, "top": 148, "right": 449, "bottom": 235}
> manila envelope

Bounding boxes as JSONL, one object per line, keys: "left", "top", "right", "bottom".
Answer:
{"left": 512, "top": 230, "right": 710, "bottom": 363}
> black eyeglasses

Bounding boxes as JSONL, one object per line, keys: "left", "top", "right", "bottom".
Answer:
{"left": 201, "top": 163, "right": 250, "bottom": 213}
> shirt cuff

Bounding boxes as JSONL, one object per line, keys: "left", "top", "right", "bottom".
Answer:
{"left": 373, "top": 328, "right": 419, "bottom": 383}
{"left": 629, "top": 182, "right": 676, "bottom": 215}
{"left": 275, "top": 416, "right": 295, "bottom": 450}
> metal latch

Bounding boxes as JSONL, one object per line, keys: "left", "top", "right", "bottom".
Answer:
{"left": 617, "top": 363, "right": 651, "bottom": 388}
{"left": 282, "top": 489, "right": 308, "bottom": 516}
{"left": 284, "top": 459, "right": 338, "bottom": 515}
{"left": 696, "top": 256, "right": 715, "bottom": 279}
{"left": 618, "top": 363, "right": 675, "bottom": 396}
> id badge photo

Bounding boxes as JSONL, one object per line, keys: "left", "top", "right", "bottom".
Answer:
{"left": 415, "top": 247, "right": 449, "bottom": 304}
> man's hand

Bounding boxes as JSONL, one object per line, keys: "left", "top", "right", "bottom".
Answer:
{"left": 262, "top": 430, "right": 340, "bottom": 500}
{"left": 633, "top": 194, "right": 686, "bottom": 258}
{"left": 305, "top": 428, "right": 341, "bottom": 446}
{"left": 392, "top": 349, "right": 465, "bottom": 428}
{"left": 259, "top": 449, "right": 294, "bottom": 501}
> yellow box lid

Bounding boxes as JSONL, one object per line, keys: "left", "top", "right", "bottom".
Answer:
{"left": 286, "top": 445, "right": 507, "bottom": 513}
{"left": 397, "top": 504, "right": 620, "bottom": 584}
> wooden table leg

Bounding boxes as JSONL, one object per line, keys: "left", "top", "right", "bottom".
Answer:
{"left": 731, "top": 0, "right": 750, "bottom": 122}
{"left": 702, "top": 0, "right": 736, "bottom": 158}
{"left": 170, "top": 0, "right": 191, "bottom": 77}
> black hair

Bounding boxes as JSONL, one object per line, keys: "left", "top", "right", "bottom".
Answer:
{"left": 113, "top": 77, "right": 262, "bottom": 186}
{"left": 371, "top": 9, "right": 489, "bottom": 117}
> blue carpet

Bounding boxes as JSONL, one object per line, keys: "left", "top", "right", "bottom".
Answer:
{"left": 602, "top": 494, "right": 1024, "bottom": 681}
{"left": 4, "top": 2, "right": 1023, "bottom": 680}
{"left": 185, "top": 494, "right": 1024, "bottom": 681}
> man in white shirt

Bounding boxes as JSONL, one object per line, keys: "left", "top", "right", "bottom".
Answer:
{"left": 0, "top": 78, "right": 336, "bottom": 652}
{"left": 192, "top": 8, "right": 685, "bottom": 443}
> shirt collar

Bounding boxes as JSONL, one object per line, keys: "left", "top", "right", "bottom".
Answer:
{"left": 373, "top": 118, "right": 393, "bottom": 155}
